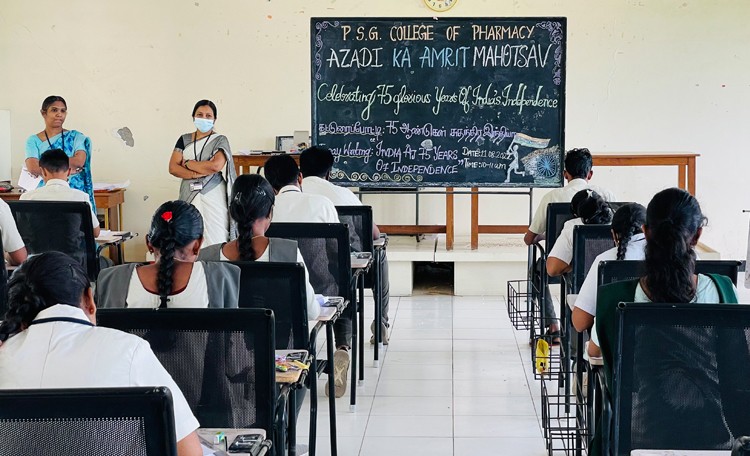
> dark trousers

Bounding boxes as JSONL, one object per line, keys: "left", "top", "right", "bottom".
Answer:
{"left": 333, "top": 251, "right": 390, "bottom": 348}
{"left": 532, "top": 258, "right": 558, "bottom": 325}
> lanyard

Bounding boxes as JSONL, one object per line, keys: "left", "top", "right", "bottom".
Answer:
{"left": 193, "top": 132, "right": 213, "bottom": 161}
{"left": 30, "top": 316, "right": 94, "bottom": 327}
{"left": 44, "top": 130, "right": 65, "bottom": 151}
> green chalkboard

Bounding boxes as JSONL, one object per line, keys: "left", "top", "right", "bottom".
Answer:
{"left": 311, "top": 17, "right": 566, "bottom": 188}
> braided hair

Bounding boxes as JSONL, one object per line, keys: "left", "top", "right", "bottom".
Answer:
{"left": 611, "top": 203, "right": 647, "bottom": 260}
{"left": 643, "top": 188, "right": 706, "bottom": 303}
{"left": 229, "top": 174, "right": 275, "bottom": 261}
{"left": 0, "top": 252, "right": 90, "bottom": 342}
{"left": 147, "top": 201, "right": 204, "bottom": 308}
{"left": 571, "top": 189, "right": 613, "bottom": 225}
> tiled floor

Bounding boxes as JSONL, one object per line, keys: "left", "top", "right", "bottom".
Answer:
{"left": 297, "top": 295, "right": 547, "bottom": 455}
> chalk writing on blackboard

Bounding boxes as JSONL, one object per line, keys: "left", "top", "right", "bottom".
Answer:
{"left": 311, "top": 17, "right": 567, "bottom": 188}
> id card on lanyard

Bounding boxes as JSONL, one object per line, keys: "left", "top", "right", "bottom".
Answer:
{"left": 190, "top": 133, "right": 212, "bottom": 192}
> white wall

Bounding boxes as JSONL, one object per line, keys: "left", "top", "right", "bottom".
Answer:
{"left": 1, "top": 0, "right": 749, "bottom": 261}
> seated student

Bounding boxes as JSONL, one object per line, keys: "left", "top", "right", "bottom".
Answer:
{"left": 198, "top": 173, "right": 320, "bottom": 321}
{"left": 263, "top": 154, "right": 339, "bottom": 223}
{"left": 299, "top": 145, "right": 390, "bottom": 345}
{"left": 524, "top": 148, "right": 615, "bottom": 338}
{"left": 264, "top": 153, "right": 351, "bottom": 399}
{"left": 571, "top": 203, "right": 647, "bottom": 333}
{"left": 0, "top": 199, "right": 27, "bottom": 266}
{"left": 20, "top": 148, "right": 100, "bottom": 237}
{"left": 97, "top": 200, "right": 239, "bottom": 309}
{"left": 546, "top": 190, "right": 614, "bottom": 277}
{"left": 0, "top": 252, "right": 202, "bottom": 456}
{"left": 588, "top": 188, "right": 739, "bottom": 455}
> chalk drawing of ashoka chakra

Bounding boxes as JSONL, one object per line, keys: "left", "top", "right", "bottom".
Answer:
{"left": 536, "top": 155, "right": 558, "bottom": 179}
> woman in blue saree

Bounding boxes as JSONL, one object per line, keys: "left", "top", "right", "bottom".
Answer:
{"left": 25, "top": 95, "right": 96, "bottom": 212}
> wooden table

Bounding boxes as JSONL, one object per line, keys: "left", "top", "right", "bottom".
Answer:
{"left": 236, "top": 152, "right": 699, "bottom": 250}
{"left": 0, "top": 188, "right": 127, "bottom": 261}
{"left": 0, "top": 188, "right": 126, "bottom": 231}
{"left": 234, "top": 153, "right": 300, "bottom": 175}
{"left": 468, "top": 152, "right": 700, "bottom": 249}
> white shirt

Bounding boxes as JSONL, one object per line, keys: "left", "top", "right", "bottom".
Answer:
{"left": 272, "top": 185, "right": 339, "bottom": 223}
{"left": 302, "top": 176, "right": 362, "bottom": 206}
{"left": 548, "top": 218, "right": 584, "bottom": 264}
{"left": 0, "top": 198, "right": 24, "bottom": 253}
{"left": 20, "top": 178, "right": 99, "bottom": 229}
{"left": 0, "top": 304, "right": 200, "bottom": 441}
{"left": 574, "top": 233, "right": 647, "bottom": 317}
{"left": 219, "top": 244, "right": 321, "bottom": 321}
{"left": 126, "top": 262, "right": 209, "bottom": 308}
{"left": 528, "top": 178, "right": 615, "bottom": 235}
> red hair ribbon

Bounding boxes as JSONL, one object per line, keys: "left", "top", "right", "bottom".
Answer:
{"left": 161, "top": 211, "right": 173, "bottom": 223}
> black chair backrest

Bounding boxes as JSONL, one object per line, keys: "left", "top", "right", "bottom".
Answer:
{"left": 335, "top": 205, "right": 374, "bottom": 254}
{"left": 7, "top": 200, "right": 98, "bottom": 281}
{"left": 266, "top": 222, "right": 352, "bottom": 302}
{"left": 599, "top": 260, "right": 742, "bottom": 287}
{"left": 544, "top": 202, "right": 575, "bottom": 256}
{"left": 230, "top": 261, "right": 309, "bottom": 350}
{"left": 614, "top": 303, "right": 750, "bottom": 454}
{"left": 544, "top": 200, "right": 627, "bottom": 257}
{"left": 97, "top": 308, "right": 276, "bottom": 433}
{"left": 0, "top": 386, "right": 177, "bottom": 456}
{"left": 569, "top": 224, "right": 615, "bottom": 294}
{"left": 336, "top": 205, "right": 375, "bottom": 288}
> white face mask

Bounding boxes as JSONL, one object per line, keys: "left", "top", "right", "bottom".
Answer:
{"left": 194, "top": 118, "right": 214, "bottom": 133}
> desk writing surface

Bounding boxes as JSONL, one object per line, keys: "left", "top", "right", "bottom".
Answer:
{"left": 198, "top": 428, "right": 268, "bottom": 456}
{"left": 275, "top": 350, "right": 310, "bottom": 384}
{"left": 351, "top": 257, "right": 371, "bottom": 269}
{"left": 317, "top": 306, "right": 338, "bottom": 321}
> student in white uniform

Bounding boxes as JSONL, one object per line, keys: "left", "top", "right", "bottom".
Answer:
{"left": 96, "top": 200, "right": 239, "bottom": 309}
{"left": 0, "top": 199, "right": 26, "bottom": 266}
{"left": 20, "top": 148, "right": 100, "bottom": 237}
{"left": 0, "top": 252, "right": 202, "bottom": 456}
{"left": 299, "top": 146, "right": 391, "bottom": 345}
{"left": 572, "top": 203, "right": 647, "bottom": 334}
{"left": 263, "top": 154, "right": 339, "bottom": 224}
{"left": 524, "top": 148, "right": 616, "bottom": 339}
{"left": 547, "top": 190, "right": 614, "bottom": 276}
{"left": 264, "top": 154, "right": 353, "bottom": 399}
{"left": 198, "top": 173, "right": 320, "bottom": 321}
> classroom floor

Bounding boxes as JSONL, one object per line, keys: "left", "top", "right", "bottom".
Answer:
{"left": 298, "top": 294, "right": 548, "bottom": 456}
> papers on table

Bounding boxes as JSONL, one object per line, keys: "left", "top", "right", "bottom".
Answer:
{"left": 93, "top": 180, "right": 130, "bottom": 191}
{"left": 17, "top": 167, "right": 41, "bottom": 191}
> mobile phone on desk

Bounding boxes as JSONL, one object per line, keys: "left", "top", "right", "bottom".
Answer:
{"left": 227, "top": 434, "right": 264, "bottom": 453}
{"left": 351, "top": 251, "right": 372, "bottom": 260}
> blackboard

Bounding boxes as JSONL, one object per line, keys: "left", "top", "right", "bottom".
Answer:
{"left": 311, "top": 17, "right": 567, "bottom": 188}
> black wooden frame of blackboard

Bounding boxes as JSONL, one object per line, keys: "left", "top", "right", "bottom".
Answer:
{"left": 310, "top": 17, "right": 567, "bottom": 189}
